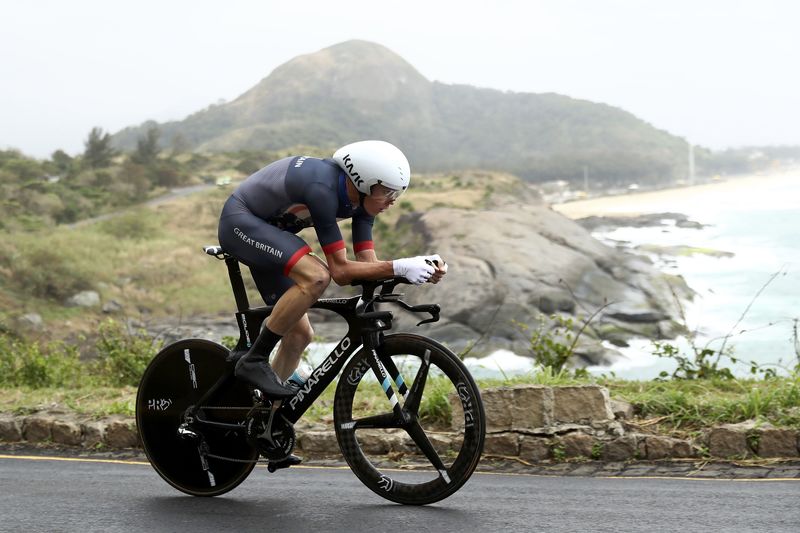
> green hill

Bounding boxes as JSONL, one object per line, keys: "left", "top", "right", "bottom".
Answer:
{"left": 112, "top": 40, "right": 689, "bottom": 185}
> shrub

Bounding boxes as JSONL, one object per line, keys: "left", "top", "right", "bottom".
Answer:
{"left": 516, "top": 313, "right": 597, "bottom": 377}
{"left": 418, "top": 376, "right": 454, "bottom": 428}
{"left": 0, "top": 334, "right": 82, "bottom": 388}
{"left": 591, "top": 441, "right": 604, "bottom": 460}
{"left": 99, "top": 210, "right": 162, "bottom": 241}
{"left": 91, "top": 319, "right": 162, "bottom": 386}
{"left": 551, "top": 443, "right": 566, "bottom": 462}
{"left": 235, "top": 158, "right": 262, "bottom": 175}
{"left": 515, "top": 296, "right": 608, "bottom": 377}
{"left": 7, "top": 243, "right": 95, "bottom": 300}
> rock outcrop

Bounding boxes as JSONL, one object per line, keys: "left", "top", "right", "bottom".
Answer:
{"left": 390, "top": 199, "right": 691, "bottom": 364}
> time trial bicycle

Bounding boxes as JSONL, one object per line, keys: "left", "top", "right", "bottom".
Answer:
{"left": 135, "top": 245, "right": 486, "bottom": 505}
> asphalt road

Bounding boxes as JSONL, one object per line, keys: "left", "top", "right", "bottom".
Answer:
{"left": 1, "top": 455, "right": 798, "bottom": 533}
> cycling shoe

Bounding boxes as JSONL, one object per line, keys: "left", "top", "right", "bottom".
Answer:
{"left": 268, "top": 454, "right": 303, "bottom": 472}
{"left": 235, "top": 354, "right": 294, "bottom": 398}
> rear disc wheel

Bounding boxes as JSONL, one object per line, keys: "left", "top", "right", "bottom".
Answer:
{"left": 136, "top": 339, "right": 258, "bottom": 497}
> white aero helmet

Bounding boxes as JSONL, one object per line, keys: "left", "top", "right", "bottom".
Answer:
{"left": 332, "top": 140, "right": 410, "bottom": 197}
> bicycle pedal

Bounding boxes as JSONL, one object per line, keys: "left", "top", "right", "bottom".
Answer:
{"left": 267, "top": 454, "right": 302, "bottom": 473}
{"left": 252, "top": 388, "right": 265, "bottom": 403}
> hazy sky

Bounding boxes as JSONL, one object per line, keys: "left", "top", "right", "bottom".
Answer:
{"left": 2, "top": 0, "right": 798, "bottom": 158}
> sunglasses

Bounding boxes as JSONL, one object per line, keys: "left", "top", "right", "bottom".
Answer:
{"left": 372, "top": 184, "right": 404, "bottom": 201}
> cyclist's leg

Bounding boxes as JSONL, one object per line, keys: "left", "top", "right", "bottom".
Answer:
{"left": 218, "top": 210, "right": 313, "bottom": 397}
{"left": 253, "top": 254, "right": 328, "bottom": 380}
{"left": 271, "top": 314, "right": 313, "bottom": 381}
{"left": 265, "top": 253, "right": 329, "bottom": 333}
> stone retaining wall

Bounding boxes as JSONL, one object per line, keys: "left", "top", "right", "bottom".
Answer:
{"left": 2, "top": 386, "right": 798, "bottom": 461}
{"left": 475, "top": 385, "right": 800, "bottom": 461}
{"left": 0, "top": 413, "right": 140, "bottom": 449}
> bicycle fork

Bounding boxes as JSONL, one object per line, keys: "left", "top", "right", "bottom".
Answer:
{"left": 367, "top": 346, "right": 432, "bottom": 424}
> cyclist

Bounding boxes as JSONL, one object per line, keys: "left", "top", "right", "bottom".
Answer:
{"left": 217, "top": 140, "right": 447, "bottom": 399}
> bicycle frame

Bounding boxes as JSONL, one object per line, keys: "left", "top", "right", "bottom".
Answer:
{"left": 238, "top": 296, "right": 376, "bottom": 423}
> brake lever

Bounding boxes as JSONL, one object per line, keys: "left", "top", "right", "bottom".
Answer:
{"left": 413, "top": 304, "right": 440, "bottom": 326}
{"left": 382, "top": 298, "right": 440, "bottom": 326}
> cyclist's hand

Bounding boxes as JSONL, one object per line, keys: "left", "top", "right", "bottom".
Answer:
{"left": 392, "top": 256, "right": 436, "bottom": 285}
{"left": 424, "top": 254, "right": 448, "bottom": 284}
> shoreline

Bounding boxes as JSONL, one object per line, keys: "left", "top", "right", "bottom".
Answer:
{"left": 552, "top": 167, "right": 800, "bottom": 379}
{"left": 551, "top": 168, "right": 799, "bottom": 219}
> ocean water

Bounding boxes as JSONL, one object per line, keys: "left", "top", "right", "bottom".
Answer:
{"left": 585, "top": 174, "right": 800, "bottom": 379}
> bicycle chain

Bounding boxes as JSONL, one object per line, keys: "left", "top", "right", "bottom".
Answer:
{"left": 201, "top": 405, "right": 269, "bottom": 411}
{"left": 203, "top": 451, "right": 263, "bottom": 464}
{"left": 197, "top": 406, "right": 288, "bottom": 464}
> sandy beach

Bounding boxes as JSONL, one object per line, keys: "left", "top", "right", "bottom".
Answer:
{"left": 551, "top": 168, "right": 800, "bottom": 219}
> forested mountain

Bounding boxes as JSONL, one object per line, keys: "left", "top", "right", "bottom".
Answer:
{"left": 111, "top": 40, "right": 690, "bottom": 185}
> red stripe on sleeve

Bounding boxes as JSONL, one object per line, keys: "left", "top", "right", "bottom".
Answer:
{"left": 322, "top": 240, "right": 346, "bottom": 256}
{"left": 354, "top": 241, "right": 375, "bottom": 253}
{"left": 283, "top": 245, "right": 312, "bottom": 276}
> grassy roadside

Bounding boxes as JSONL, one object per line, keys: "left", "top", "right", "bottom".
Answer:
{"left": 1, "top": 317, "right": 797, "bottom": 432}
{"left": 0, "top": 386, "right": 137, "bottom": 418}
{"left": 2, "top": 374, "right": 798, "bottom": 438}
{"left": 604, "top": 376, "right": 800, "bottom": 436}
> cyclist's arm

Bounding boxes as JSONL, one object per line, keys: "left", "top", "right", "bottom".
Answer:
{"left": 326, "top": 248, "right": 393, "bottom": 285}
{"left": 346, "top": 212, "right": 446, "bottom": 283}
{"left": 355, "top": 248, "right": 379, "bottom": 263}
{"left": 303, "top": 185, "right": 389, "bottom": 284}
{"left": 352, "top": 211, "right": 377, "bottom": 263}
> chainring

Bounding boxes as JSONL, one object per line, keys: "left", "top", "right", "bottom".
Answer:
{"left": 246, "top": 412, "right": 296, "bottom": 461}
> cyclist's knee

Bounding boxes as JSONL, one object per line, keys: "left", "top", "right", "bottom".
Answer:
{"left": 303, "top": 269, "right": 330, "bottom": 299}
{"left": 291, "top": 258, "right": 331, "bottom": 298}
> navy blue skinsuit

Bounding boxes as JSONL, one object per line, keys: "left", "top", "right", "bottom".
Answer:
{"left": 218, "top": 156, "right": 375, "bottom": 304}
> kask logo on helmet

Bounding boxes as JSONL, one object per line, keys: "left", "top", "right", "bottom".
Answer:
{"left": 341, "top": 154, "right": 364, "bottom": 188}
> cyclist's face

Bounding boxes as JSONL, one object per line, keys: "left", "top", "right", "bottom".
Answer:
{"left": 364, "top": 184, "right": 402, "bottom": 215}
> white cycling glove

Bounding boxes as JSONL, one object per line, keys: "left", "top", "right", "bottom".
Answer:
{"left": 423, "top": 254, "right": 448, "bottom": 273}
{"left": 392, "top": 256, "right": 436, "bottom": 285}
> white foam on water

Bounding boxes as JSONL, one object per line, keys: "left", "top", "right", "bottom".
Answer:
{"left": 462, "top": 349, "right": 538, "bottom": 379}
{"left": 586, "top": 339, "right": 676, "bottom": 380}
{"left": 302, "top": 342, "right": 540, "bottom": 381}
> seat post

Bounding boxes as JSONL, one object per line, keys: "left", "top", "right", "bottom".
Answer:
{"left": 224, "top": 257, "right": 250, "bottom": 312}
